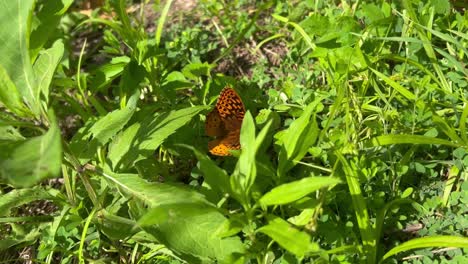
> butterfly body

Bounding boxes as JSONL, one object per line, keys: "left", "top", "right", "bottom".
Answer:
{"left": 205, "top": 88, "right": 245, "bottom": 156}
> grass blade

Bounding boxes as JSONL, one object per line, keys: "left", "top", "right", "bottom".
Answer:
{"left": 381, "top": 236, "right": 468, "bottom": 262}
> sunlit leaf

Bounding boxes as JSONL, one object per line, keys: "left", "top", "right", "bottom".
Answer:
{"left": 0, "top": 0, "right": 39, "bottom": 115}
{"left": 259, "top": 176, "right": 341, "bottom": 206}
{"left": 257, "top": 216, "right": 319, "bottom": 257}
{"left": 382, "top": 236, "right": 468, "bottom": 262}
{"left": 108, "top": 106, "right": 208, "bottom": 171}
{"left": 33, "top": 40, "right": 64, "bottom": 104}
{"left": 0, "top": 115, "right": 62, "bottom": 187}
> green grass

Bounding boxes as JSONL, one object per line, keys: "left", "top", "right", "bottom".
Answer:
{"left": 0, "top": 0, "right": 467, "bottom": 263}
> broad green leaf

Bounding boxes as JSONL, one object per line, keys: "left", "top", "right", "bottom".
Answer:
{"left": 102, "top": 172, "right": 211, "bottom": 208}
{"left": 161, "top": 71, "right": 192, "bottom": 91}
{"left": 0, "top": 0, "right": 39, "bottom": 115}
{"left": 69, "top": 107, "right": 134, "bottom": 164}
{"left": 381, "top": 236, "right": 468, "bottom": 262}
{"left": 191, "top": 147, "right": 232, "bottom": 197}
{"left": 181, "top": 62, "right": 213, "bottom": 80}
{"left": 108, "top": 106, "right": 208, "bottom": 171}
{"left": 68, "top": 118, "right": 100, "bottom": 163}
{"left": 231, "top": 113, "right": 272, "bottom": 207}
{"left": 277, "top": 101, "right": 320, "bottom": 177}
{"left": 0, "top": 64, "right": 30, "bottom": 117}
{"left": 0, "top": 117, "right": 62, "bottom": 188}
{"left": 367, "top": 134, "right": 461, "bottom": 148}
{"left": 69, "top": 90, "right": 138, "bottom": 163}
{"left": 259, "top": 176, "right": 341, "bottom": 206}
{"left": 288, "top": 208, "right": 315, "bottom": 226}
{"left": 33, "top": 40, "right": 64, "bottom": 104}
{"left": 29, "top": 0, "right": 73, "bottom": 60}
{"left": 102, "top": 171, "right": 244, "bottom": 263}
{"left": 97, "top": 210, "right": 138, "bottom": 241}
{"left": 232, "top": 112, "right": 257, "bottom": 206}
{"left": 89, "top": 56, "right": 130, "bottom": 92}
{"left": 107, "top": 123, "right": 139, "bottom": 169}
{"left": 89, "top": 107, "right": 136, "bottom": 145}
{"left": 256, "top": 216, "right": 319, "bottom": 257}
{"left": 139, "top": 203, "right": 245, "bottom": 263}
{"left": 118, "top": 61, "right": 145, "bottom": 105}
{"left": 0, "top": 187, "right": 59, "bottom": 217}
{"left": 215, "top": 215, "right": 245, "bottom": 238}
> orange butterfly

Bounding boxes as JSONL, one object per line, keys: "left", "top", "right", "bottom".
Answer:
{"left": 205, "top": 87, "right": 245, "bottom": 156}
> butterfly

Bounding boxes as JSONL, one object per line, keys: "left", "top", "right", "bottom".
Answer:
{"left": 205, "top": 87, "right": 245, "bottom": 156}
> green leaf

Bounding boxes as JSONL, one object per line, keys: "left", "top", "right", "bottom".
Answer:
{"left": 29, "top": 0, "right": 73, "bottom": 60}
{"left": 442, "top": 165, "right": 460, "bottom": 207}
{"left": 0, "top": 116, "right": 62, "bottom": 188}
{"left": 181, "top": 62, "right": 213, "bottom": 80}
{"left": 108, "top": 106, "right": 208, "bottom": 171}
{"left": 69, "top": 100, "right": 136, "bottom": 164}
{"left": 381, "top": 236, "right": 468, "bottom": 262}
{"left": 337, "top": 153, "right": 376, "bottom": 263}
{"left": 102, "top": 172, "right": 212, "bottom": 208}
{"left": 33, "top": 40, "right": 64, "bottom": 104}
{"left": 111, "top": 0, "right": 139, "bottom": 48}
{"left": 139, "top": 203, "right": 245, "bottom": 263}
{"left": 191, "top": 147, "right": 232, "bottom": 197}
{"left": 90, "top": 108, "right": 136, "bottom": 145}
{"left": 370, "top": 68, "right": 417, "bottom": 103}
{"left": 0, "top": 187, "right": 58, "bottom": 217}
{"left": 259, "top": 177, "right": 341, "bottom": 206}
{"left": 119, "top": 61, "right": 146, "bottom": 103}
{"left": 97, "top": 210, "right": 138, "bottom": 240}
{"left": 0, "top": 64, "right": 30, "bottom": 117}
{"left": 231, "top": 113, "right": 272, "bottom": 207}
{"left": 0, "top": 223, "right": 43, "bottom": 250}
{"left": 272, "top": 14, "right": 315, "bottom": 51}
{"left": 0, "top": 0, "right": 39, "bottom": 116}
{"left": 367, "top": 134, "right": 462, "bottom": 148}
{"left": 433, "top": 115, "right": 464, "bottom": 145}
{"left": 277, "top": 102, "right": 320, "bottom": 177}
{"left": 155, "top": 0, "right": 173, "bottom": 47}
{"left": 161, "top": 71, "right": 192, "bottom": 91}
{"left": 68, "top": 119, "right": 99, "bottom": 164}
{"left": 256, "top": 216, "right": 319, "bottom": 257}
{"left": 0, "top": 126, "right": 25, "bottom": 143}
{"left": 102, "top": 170, "right": 245, "bottom": 263}
{"left": 89, "top": 56, "right": 130, "bottom": 92}
{"left": 231, "top": 112, "right": 258, "bottom": 205}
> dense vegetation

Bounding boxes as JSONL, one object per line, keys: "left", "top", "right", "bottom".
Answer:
{"left": 0, "top": 0, "right": 467, "bottom": 263}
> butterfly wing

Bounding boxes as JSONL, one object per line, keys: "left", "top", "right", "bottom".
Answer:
{"left": 205, "top": 108, "right": 226, "bottom": 137}
{"left": 216, "top": 88, "right": 245, "bottom": 131}
{"left": 206, "top": 87, "right": 245, "bottom": 156}
{"left": 208, "top": 129, "right": 241, "bottom": 156}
